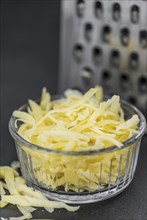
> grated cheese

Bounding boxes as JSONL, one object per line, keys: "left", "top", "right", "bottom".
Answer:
{"left": 11, "top": 87, "right": 139, "bottom": 193}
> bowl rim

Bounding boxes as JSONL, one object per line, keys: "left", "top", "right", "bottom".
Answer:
{"left": 9, "top": 97, "right": 146, "bottom": 156}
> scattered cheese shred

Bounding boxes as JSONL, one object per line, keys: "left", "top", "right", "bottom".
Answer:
{"left": 11, "top": 87, "right": 139, "bottom": 193}
{"left": 0, "top": 166, "right": 79, "bottom": 219}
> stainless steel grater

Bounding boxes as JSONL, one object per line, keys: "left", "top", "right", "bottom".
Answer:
{"left": 58, "top": 0, "right": 147, "bottom": 115}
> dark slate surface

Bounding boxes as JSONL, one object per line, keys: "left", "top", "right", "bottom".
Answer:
{"left": 0, "top": 0, "right": 60, "bottom": 165}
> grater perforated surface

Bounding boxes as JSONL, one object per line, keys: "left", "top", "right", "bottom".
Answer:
{"left": 58, "top": 0, "right": 147, "bottom": 114}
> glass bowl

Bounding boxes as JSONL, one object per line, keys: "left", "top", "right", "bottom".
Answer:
{"left": 9, "top": 99, "right": 146, "bottom": 204}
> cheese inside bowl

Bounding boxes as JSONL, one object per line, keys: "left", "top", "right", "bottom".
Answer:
{"left": 9, "top": 88, "right": 146, "bottom": 204}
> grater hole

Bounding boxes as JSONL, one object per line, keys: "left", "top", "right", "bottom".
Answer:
{"left": 140, "top": 30, "right": 147, "bottom": 49}
{"left": 121, "top": 73, "right": 129, "bottom": 82}
{"left": 112, "top": 3, "right": 121, "bottom": 21}
{"left": 120, "top": 73, "right": 129, "bottom": 89}
{"left": 129, "top": 52, "right": 139, "bottom": 69}
{"left": 102, "top": 70, "right": 111, "bottom": 89}
{"left": 76, "top": 0, "right": 85, "bottom": 17}
{"left": 102, "top": 25, "right": 112, "bottom": 43}
{"left": 73, "top": 43, "right": 84, "bottom": 61}
{"left": 110, "top": 49, "right": 120, "bottom": 67}
{"left": 120, "top": 28, "right": 130, "bottom": 46}
{"left": 138, "top": 76, "right": 147, "bottom": 93}
{"left": 94, "top": 1, "right": 103, "bottom": 18}
{"left": 93, "top": 46, "right": 102, "bottom": 64}
{"left": 80, "top": 67, "right": 93, "bottom": 87}
{"left": 102, "top": 70, "right": 111, "bottom": 80}
{"left": 127, "top": 96, "right": 137, "bottom": 105}
{"left": 85, "top": 23, "right": 93, "bottom": 41}
{"left": 85, "top": 23, "right": 93, "bottom": 31}
{"left": 131, "top": 5, "right": 140, "bottom": 24}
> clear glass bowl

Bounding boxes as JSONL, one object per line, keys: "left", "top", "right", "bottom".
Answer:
{"left": 9, "top": 99, "right": 146, "bottom": 204}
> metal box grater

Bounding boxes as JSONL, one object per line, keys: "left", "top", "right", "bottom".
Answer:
{"left": 58, "top": 0, "right": 147, "bottom": 115}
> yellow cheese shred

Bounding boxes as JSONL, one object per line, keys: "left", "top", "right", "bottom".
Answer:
{"left": 11, "top": 87, "right": 139, "bottom": 193}
{"left": 0, "top": 166, "right": 79, "bottom": 219}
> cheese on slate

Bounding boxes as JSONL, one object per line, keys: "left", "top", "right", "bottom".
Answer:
{"left": 0, "top": 166, "right": 79, "bottom": 219}
{"left": 12, "top": 87, "right": 139, "bottom": 192}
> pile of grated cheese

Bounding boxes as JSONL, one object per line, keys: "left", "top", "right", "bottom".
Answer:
{"left": 0, "top": 164, "right": 79, "bottom": 220}
{"left": 12, "top": 87, "right": 139, "bottom": 192}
